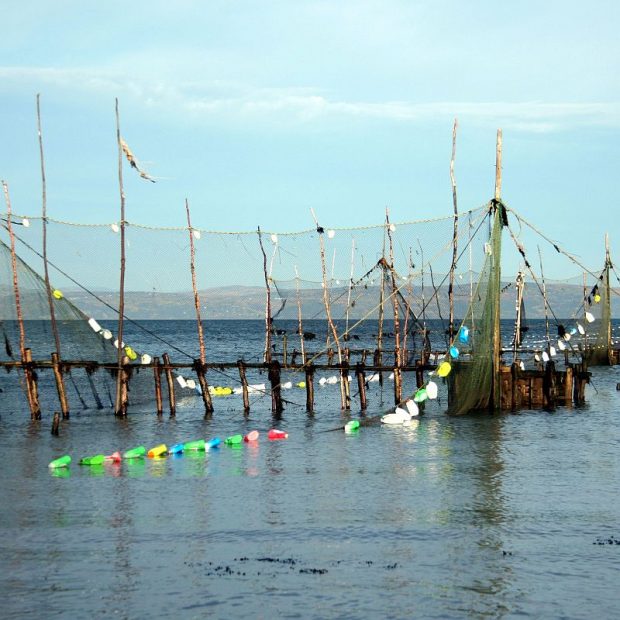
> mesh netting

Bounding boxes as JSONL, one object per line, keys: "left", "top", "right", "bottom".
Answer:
{"left": 447, "top": 204, "right": 503, "bottom": 415}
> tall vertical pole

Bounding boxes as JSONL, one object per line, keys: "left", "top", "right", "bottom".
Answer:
{"left": 186, "top": 199, "right": 213, "bottom": 414}
{"left": 385, "top": 210, "right": 402, "bottom": 405}
{"left": 604, "top": 234, "right": 612, "bottom": 364}
{"left": 448, "top": 118, "right": 459, "bottom": 341}
{"left": 2, "top": 181, "right": 40, "bottom": 419}
{"left": 37, "top": 94, "right": 69, "bottom": 418}
{"left": 114, "top": 98, "right": 127, "bottom": 416}
{"left": 491, "top": 129, "right": 503, "bottom": 410}
{"left": 257, "top": 227, "right": 272, "bottom": 364}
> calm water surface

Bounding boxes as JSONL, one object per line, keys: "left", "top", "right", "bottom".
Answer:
{"left": 1, "top": 320, "right": 619, "bottom": 619}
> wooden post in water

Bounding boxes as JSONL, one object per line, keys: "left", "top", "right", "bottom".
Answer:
{"left": 355, "top": 362, "right": 367, "bottom": 410}
{"left": 24, "top": 348, "right": 41, "bottom": 417}
{"left": 237, "top": 360, "right": 250, "bottom": 413}
{"left": 37, "top": 94, "right": 69, "bottom": 419}
{"left": 162, "top": 353, "right": 176, "bottom": 416}
{"left": 51, "top": 411, "right": 60, "bottom": 436}
{"left": 305, "top": 359, "right": 315, "bottom": 413}
{"left": 186, "top": 199, "right": 214, "bottom": 415}
{"left": 51, "top": 352, "right": 69, "bottom": 419}
{"left": 2, "top": 181, "right": 40, "bottom": 419}
{"left": 153, "top": 356, "right": 163, "bottom": 415}
{"left": 119, "top": 355, "right": 130, "bottom": 415}
{"left": 195, "top": 360, "right": 212, "bottom": 417}
{"left": 114, "top": 99, "right": 127, "bottom": 417}
{"left": 268, "top": 359, "right": 283, "bottom": 415}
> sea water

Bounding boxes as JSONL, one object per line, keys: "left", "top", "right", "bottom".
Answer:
{"left": 1, "top": 320, "right": 619, "bottom": 619}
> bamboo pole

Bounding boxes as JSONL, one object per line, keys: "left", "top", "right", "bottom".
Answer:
{"left": 257, "top": 228, "right": 272, "bottom": 363}
{"left": 186, "top": 199, "right": 213, "bottom": 414}
{"left": 114, "top": 99, "right": 127, "bottom": 416}
{"left": 537, "top": 246, "right": 551, "bottom": 353}
{"left": 448, "top": 118, "right": 459, "bottom": 341}
{"left": 153, "top": 356, "right": 163, "bottom": 415}
{"left": 2, "top": 181, "right": 40, "bottom": 419}
{"left": 604, "top": 234, "right": 612, "bottom": 364}
{"left": 37, "top": 94, "right": 70, "bottom": 418}
{"left": 237, "top": 360, "right": 250, "bottom": 413}
{"left": 24, "top": 348, "right": 41, "bottom": 418}
{"left": 294, "top": 266, "right": 305, "bottom": 360}
{"left": 491, "top": 129, "right": 503, "bottom": 410}
{"left": 162, "top": 353, "right": 176, "bottom": 416}
{"left": 385, "top": 210, "right": 402, "bottom": 405}
{"left": 311, "top": 209, "right": 347, "bottom": 409}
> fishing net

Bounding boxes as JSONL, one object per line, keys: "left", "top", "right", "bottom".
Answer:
{"left": 582, "top": 261, "right": 612, "bottom": 366}
{"left": 447, "top": 203, "right": 503, "bottom": 415}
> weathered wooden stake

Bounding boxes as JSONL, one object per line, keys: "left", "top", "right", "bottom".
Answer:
{"left": 448, "top": 118, "right": 459, "bottom": 341}
{"left": 162, "top": 353, "right": 176, "bottom": 416}
{"left": 195, "top": 360, "right": 214, "bottom": 416}
{"left": 268, "top": 359, "right": 284, "bottom": 415}
{"left": 305, "top": 360, "right": 315, "bottom": 413}
{"left": 51, "top": 352, "right": 70, "bottom": 419}
{"left": 24, "top": 349, "right": 41, "bottom": 419}
{"left": 51, "top": 411, "right": 60, "bottom": 436}
{"left": 119, "top": 355, "right": 130, "bottom": 416}
{"left": 355, "top": 363, "right": 367, "bottom": 410}
{"left": 237, "top": 360, "right": 250, "bottom": 413}
{"left": 153, "top": 356, "right": 163, "bottom": 415}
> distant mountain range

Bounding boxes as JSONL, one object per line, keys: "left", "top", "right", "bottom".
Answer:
{"left": 56, "top": 282, "right": 614, "bottom": 321}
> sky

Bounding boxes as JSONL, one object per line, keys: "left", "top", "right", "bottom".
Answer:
{"left": 0, "top": 0, "right": 619, "bottom": 282}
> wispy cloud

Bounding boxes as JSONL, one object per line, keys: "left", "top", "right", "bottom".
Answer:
{"left": 1, "top": 66, "right": 618, "bottom": 132}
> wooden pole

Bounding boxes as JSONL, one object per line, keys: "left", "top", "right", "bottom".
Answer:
{"left": 257, "top": 228, "right": 272, "bottom": 363}
{"left": 491, "top": 128, "right": 503, "bottom": 411}
{"left": 268, "top": 359, "right": 283, "bottom": 415}
{"left": 37, "top": 94, "right": 69, "bottom": 418}
{"left": 537, "top": 246, "right": 551, "bottom": 354}
{"left": 186, "top": 199, "right": 213, "bottom": 414}
{"left": 51, "top": 352, "right": 70, "bottom": 419}
{"left": 355, "top": 363, "right": 367, "bottom": 410}
{"left": 305, "top": 361, "right": 315, "bottom": 413}
{"left": 237, "top": 359, "right": 250, "bottom": 413}
{"left": 153, "top": 356, "right": 163, "bottom": 415}
{"left": 162, "top": 353, "right": 176, "bottom": 416}
{"left": 604, "top": 234, "right": 612, "bottom": 365}
{"left": 311, "top": 210, "right": 347, "bottom": 409}
{"left": 294, "top": 266, "right": 305, "bottom": 360}
{"left": 448, "top": 118, "right": 459, "bottom": 341}
{"left": 195, "top": 360, "right": 213, "bottom": 417}
{"left": 114, "top": 98, "right": 127, "bottom": 417}
{"left": 385, "top": 210, "right": 402, "bottom": 405}
{"left": 51, "top": 411, "right": 60, "bottom": 436}
{"left": 2, "top": 181, "right": 40, "bottom": 419}
{"left": 24, "top": 348, "right": 41, "bottom": 418}
{"left": 119, "top": 355, "right": 129, "bottom": 415}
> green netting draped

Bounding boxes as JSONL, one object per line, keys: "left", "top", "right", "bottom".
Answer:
{"left": 447, "top": 204, "right": 503, "bottom": 415}
{"left": 585, "top": 262, "right": 612, "bottom": 366}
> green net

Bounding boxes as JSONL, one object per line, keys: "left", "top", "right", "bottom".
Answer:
{"left": 447, "top": 203, "right": 503, "bottom": 415}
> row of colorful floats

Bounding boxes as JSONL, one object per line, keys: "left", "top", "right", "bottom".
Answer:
{"left": 48, "top": 428, "right": 291, "bottom": 470}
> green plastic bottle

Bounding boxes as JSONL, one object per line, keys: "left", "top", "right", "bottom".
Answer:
{"left": 183, "top": 439, "right": 206, "bottom": 451}
{"left": 224, "top": 434, "right": 243, "bottom": 445}
{"left": 48, "top": 455, "right": 71, "bottom": 469}
{"left": 123, "top": 445, "right": 146, "bottom": 459}
{"left": 344, "top": 420, "right": 360, "bottom": 433}
{"left": 79, "top": 454, "right": 105, "bottom": 466}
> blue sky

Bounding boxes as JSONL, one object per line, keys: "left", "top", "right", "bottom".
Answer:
{"left": 0, "top": 0, "right": 618, "bottom": 281}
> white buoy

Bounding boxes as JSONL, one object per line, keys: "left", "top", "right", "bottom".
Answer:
{"left": 185, "top": 379, "right": 196, "bottom": 390}
{"left": 270, "top": 233, "right": 278, "bottom": 244}
{"left": 519, "top": 361, "right": 525, "bottom": 370}
{"left": 319, "top": 377, "right": 327, "bottom": 385}
{"left": 113, "top": 339, "right": 125, "bottom": 349}
{"left": 405, "top": 400, "right": 419, "bottom": 417}
{"left": 282, "top": 381, "right": 292, "bottom": 389}
{"left": 140, "top": 353, "right": 152, "bottom": 365}
{"left": 381, "top": 407, "right": 410, "bottom": 425}
{"left": 577, "top": 323, "right": 585, "bottom": 335}
{"left": 426, "top": 381, "right": 438, "bottom": 400}
{"left": 326, "top": 375, "right": 338, "bottom": 384}
{"left": 557, "top": 339, "right": 566, "bottom": 351}
{"left": 549, "top": 346, "right": 557, "bottom": 357}
{"left": 542, "top": 351, "right": 550, "bottom": 362}
{"left": 192, "top": 229, "right": 201, "bottom": 240}
{"left": 101, "top": 329, "right": 113, "bottom": 340}
{"left": 176, "top": 375, "right": 188, "bottom": 389}
{"left": 585, "top": 311, "right": 595, "bottom": 323}
{"left": 22, "top": 218, "right": 30, "bottom": 227}
{"left": 111, "top": 223, "right": 120, "bottom": 233}
{"left": 88, "top": 318, "right": 102, "bottom": 333}
{"left": 327, "top": 229, "right": 335, "bottom": 239}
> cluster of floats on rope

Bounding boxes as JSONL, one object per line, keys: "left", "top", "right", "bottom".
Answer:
{"left": 47, "top": 390, "right": 438, "bottom": 471}
{"left": 48, "top": 428, "right": 291, "bottom": 470}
